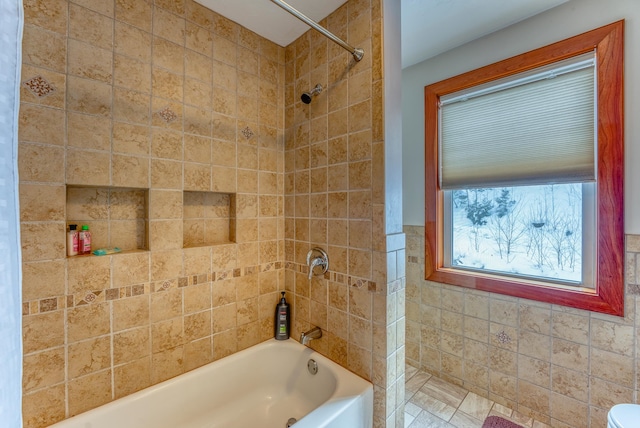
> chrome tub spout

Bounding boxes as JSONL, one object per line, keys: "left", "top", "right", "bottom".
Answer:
{"left": 300, "top": 326, "right": 322, "bottom": 345}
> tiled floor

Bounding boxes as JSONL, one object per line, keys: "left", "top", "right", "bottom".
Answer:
{"left": 404, "top": 365, "right": 551, "bottom": 428}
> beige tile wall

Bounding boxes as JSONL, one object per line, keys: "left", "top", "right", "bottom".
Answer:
{"left": 20, "top": 0, "right": 407, "bottom": 426}
{"left": 183, "top": 191, "right": 236, "bottom": 247}
{"left": 283, "top": 0, "right": 406, "bottom": 426}
{"left": 19, "top": 0, "right": 286, "bottom": 426}
{"left": 405, "top": 225, "right": 640, "bottom": 427}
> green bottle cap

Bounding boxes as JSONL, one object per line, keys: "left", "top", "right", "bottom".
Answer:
{"left": 81, "top": 225, "right": 89, "bottom": 230}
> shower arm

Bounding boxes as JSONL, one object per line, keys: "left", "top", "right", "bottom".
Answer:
{"left": 270, "top": 0, "right": 364, "bottom": 62}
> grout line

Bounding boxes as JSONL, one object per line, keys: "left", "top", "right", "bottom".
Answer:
{"left": 405, "top": 368, "right": 549, "bottom": 428}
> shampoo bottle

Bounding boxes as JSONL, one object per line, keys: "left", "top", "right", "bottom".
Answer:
{"left": 274, "top": 292, "right": 290, "bottom": 340}
{"left": 67, "top": 224, "right": 78, "bottom": 256}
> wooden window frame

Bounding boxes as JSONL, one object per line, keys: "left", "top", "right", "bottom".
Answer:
{"left": 424, "top": 21, "right": 624, "bottom": 316}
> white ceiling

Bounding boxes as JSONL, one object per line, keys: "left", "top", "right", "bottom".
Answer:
{"left": 401, "top": 0, "right": 570, "bottom": 68}
{"left": 195, "top": 0, "right": 570, "bottom": 69}
{"left": 195, "top": 0, "right": 347, "bottom": 47}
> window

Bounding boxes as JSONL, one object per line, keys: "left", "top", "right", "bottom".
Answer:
{"left": 424, "top": 21, "right": 624, "bottom": 315}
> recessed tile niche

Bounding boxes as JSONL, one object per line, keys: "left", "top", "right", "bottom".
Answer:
{"left": 66, "top": 186, "right": 149, "bottom": 254}
{"left": 183, "top": 191, "right": 236, "bottom": 247}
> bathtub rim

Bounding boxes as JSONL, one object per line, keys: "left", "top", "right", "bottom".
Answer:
{"left": 48, "top": 337, "right": 373, "bottom": 428}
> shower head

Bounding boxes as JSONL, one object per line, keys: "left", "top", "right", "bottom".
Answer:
{"left": 301, "top": 84, "right": 323, "bottom": 104}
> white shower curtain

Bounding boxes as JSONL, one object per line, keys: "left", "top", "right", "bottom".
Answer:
{"left": 0, "top": 0, "right": 23, "bottom": 426}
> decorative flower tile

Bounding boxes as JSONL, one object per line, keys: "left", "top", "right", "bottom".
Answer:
{"left": 496, "top": 330, "right": 512, "bottom": 344}
{"left": 157, "top": 106, "right": 178, "bottom": 123}
{"left": 350, "top": 278, "right": 368, "bottom": 288}
{"left": 72, "top": 290, "right": 104, "bottom": 306}
{"left": 241, "top": 126, "right": 254, "bottom": 139}
{"left": 23, "top": 75, "right": 55, "bottom": 98}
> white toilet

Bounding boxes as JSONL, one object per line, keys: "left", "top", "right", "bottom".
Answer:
{"left": 608, "top": 404, "right": 640, "bottom": 428}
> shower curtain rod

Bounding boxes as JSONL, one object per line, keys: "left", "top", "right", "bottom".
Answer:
{"left": 270, "top": 0, "right": 364, "bottom": 62}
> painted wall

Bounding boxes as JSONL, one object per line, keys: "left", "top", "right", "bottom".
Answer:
{"left": 402, "top": 0, "right": 640, "bottom": 232}
{"left": 401, "top": 1, "right": 640, "bottom": 425}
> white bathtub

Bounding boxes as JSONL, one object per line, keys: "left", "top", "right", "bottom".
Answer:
{"left": 49, "top": 338, "right": 373, "bottom": 428}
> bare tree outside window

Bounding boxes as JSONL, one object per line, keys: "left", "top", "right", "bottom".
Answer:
{"left": 451, "top": 184, "right": 582, "bottom": 283}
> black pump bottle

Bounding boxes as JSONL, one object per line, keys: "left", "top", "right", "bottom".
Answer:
{"left": 274, "top": 292, "right": 290, "bottom": 340}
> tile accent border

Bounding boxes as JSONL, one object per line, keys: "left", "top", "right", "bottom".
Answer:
{"left": 22, "top": 261, "right": 285, "bottom": 316}
{"left": 284, "top": 261, "right": 377, "bottom": 291}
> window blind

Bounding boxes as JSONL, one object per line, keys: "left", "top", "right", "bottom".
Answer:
{"left": 439, "top": 53, "right": 596, "bottom": 189}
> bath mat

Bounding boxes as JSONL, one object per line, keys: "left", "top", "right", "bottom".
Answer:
{"left": 482, "top": 415, "right": 524, "bottom": 428}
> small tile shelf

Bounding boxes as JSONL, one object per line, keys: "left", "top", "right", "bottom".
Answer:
{"left": 66, "top": 186, "right": 149, "bottom": 255}
{"left": 183, "top": 191, "right": 236, "bottom": 248}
